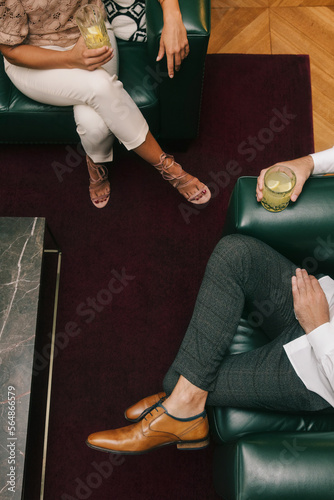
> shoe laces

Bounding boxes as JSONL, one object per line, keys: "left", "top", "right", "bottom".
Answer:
{"left": 144, "top": 406, "right": 160, "bottom": 421}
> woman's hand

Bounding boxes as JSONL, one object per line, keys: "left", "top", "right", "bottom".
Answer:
{"left": 157, "top": 3, "right": 189, "bottom": 78}
{"left": 68, "top": 37, "right": 113, "bottom": 71}
{"left": 292, "top": 268, "right": 330, "bottom": 334}
{"left": 1, "top": 38, "right": 113, "bottom": 71}
{"left": 256, "top": 156, "right": 314, "bottom": 203}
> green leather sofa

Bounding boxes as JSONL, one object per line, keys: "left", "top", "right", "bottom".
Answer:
{"left": 0, "top": 0, "right": 210, "bottom": 144}
{"left": 208, "top": 176, "right": 334, "bottom": 500}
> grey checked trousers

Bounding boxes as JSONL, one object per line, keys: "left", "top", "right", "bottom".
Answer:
{"left": 163, "top": 235, "right": 329, "bottom": 412}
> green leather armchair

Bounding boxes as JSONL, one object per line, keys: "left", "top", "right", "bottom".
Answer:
{"left": 208, "top": 176, "right": 334, "bottom": 500}
{"left": 0, "top": 0, "right": 210, "bottom": 144}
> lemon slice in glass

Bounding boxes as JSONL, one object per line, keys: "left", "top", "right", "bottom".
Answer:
{"left": 267, "top": 180, "right": 280, "bottom": 190}
{"left": 277, "top": 181, "right": 292, "bottom": 192}
{"left": 87, "top": 26, "right": 102, "bottom": 35}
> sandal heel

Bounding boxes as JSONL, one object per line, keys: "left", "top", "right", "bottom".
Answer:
{"left": 177, "top": 437, "right": 210, "bottom": 451}
{"left": 86, "top": 155, "right": 110, "bottom": 208}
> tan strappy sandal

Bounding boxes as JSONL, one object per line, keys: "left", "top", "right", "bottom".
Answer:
{"left": 86, "top": 155, "right": 110, "bottom": 209}
{"left": 154, "top": 153, "right": 211, "bottom": 205}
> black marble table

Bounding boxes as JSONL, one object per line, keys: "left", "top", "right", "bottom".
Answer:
{"left": 0, "top": 217, "right": 47, "bottom": 499}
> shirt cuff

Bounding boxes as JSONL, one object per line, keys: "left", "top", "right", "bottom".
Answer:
{"left": 307, "top": 322, "right": 334, "bottom": 359}
{"left": 310, "top": 147, "right": 334, "bottom": 175}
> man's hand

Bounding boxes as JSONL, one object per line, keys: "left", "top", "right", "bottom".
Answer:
{"left": 292, "top": 268, "right": 330, "bottom": 334}
{"left": 68, "top": 37, "right": 113, "bottom": 71}
{"left": 256, "top": 156, "right": 314, "bottom": 203}
{"left": 156, "top": 10, "right": 189, "bottom": 78}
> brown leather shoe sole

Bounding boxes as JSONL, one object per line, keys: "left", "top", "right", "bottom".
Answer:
{"left": 86, "top": 435, "right": 210, "bottom": 455}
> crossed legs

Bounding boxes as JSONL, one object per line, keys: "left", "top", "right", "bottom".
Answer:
{"left": 5, "top": 40, "right": 210, "bottom": 208}
{"left": 163, "top": 234, "right": 329, "bottom": 413}
{"left": 86, "top": 235, "right": 330, "bottom": 455}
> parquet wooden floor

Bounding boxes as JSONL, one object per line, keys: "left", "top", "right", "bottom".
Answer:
{"left": 209, "top": 0, "right": 334, "bottom": 152}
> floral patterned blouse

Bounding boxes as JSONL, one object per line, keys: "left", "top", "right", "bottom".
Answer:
{"left": 0, "top": 0, "right": 106, "bottom": 47}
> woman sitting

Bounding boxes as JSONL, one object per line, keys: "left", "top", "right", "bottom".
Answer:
{"left": 0, "top": 0, "right": 210, "bottom": 208}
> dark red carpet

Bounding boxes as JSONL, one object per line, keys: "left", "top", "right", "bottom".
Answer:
{"left": 0, "top": 54, "right": 314, "bottom": 500}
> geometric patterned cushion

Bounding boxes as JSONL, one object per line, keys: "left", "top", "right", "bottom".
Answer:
{"left": 103, "top": 0, "right": 147, "bottom": 42}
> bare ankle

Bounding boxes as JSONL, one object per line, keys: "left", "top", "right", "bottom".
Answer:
{"left": 163, "top": 377, "right": 208, "bottom": 418}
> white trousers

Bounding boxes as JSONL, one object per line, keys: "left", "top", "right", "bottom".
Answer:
{"left": 4, "top": 28, "right": 149, "bottom": 162}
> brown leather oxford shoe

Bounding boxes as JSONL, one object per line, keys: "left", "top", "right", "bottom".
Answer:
{"left": 86, "top": 404, "right": 209, "bottom": 455}
{"left": 124, "top": 392, "right": 166, "bottom": 422}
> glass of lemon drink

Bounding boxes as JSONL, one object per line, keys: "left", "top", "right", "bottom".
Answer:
{"left": 75, "top": 5, "right": 111, "bottom": 49}
{"left": 261, "top": 165, "right": 296, "bottom": 212}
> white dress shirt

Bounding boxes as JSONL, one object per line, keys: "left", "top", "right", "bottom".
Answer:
{"left": 310, "top": 146, "right": 334, "bottom": 175}
{"left": 283, "top": 147, "right": 334, "bottom": 407}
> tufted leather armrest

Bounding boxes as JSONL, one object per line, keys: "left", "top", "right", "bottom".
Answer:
{"left": 224, "top": 176, "right": 334, "bottom": 278}
{"left": 145, "top": 0, "right": 211, "bottom": 139}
